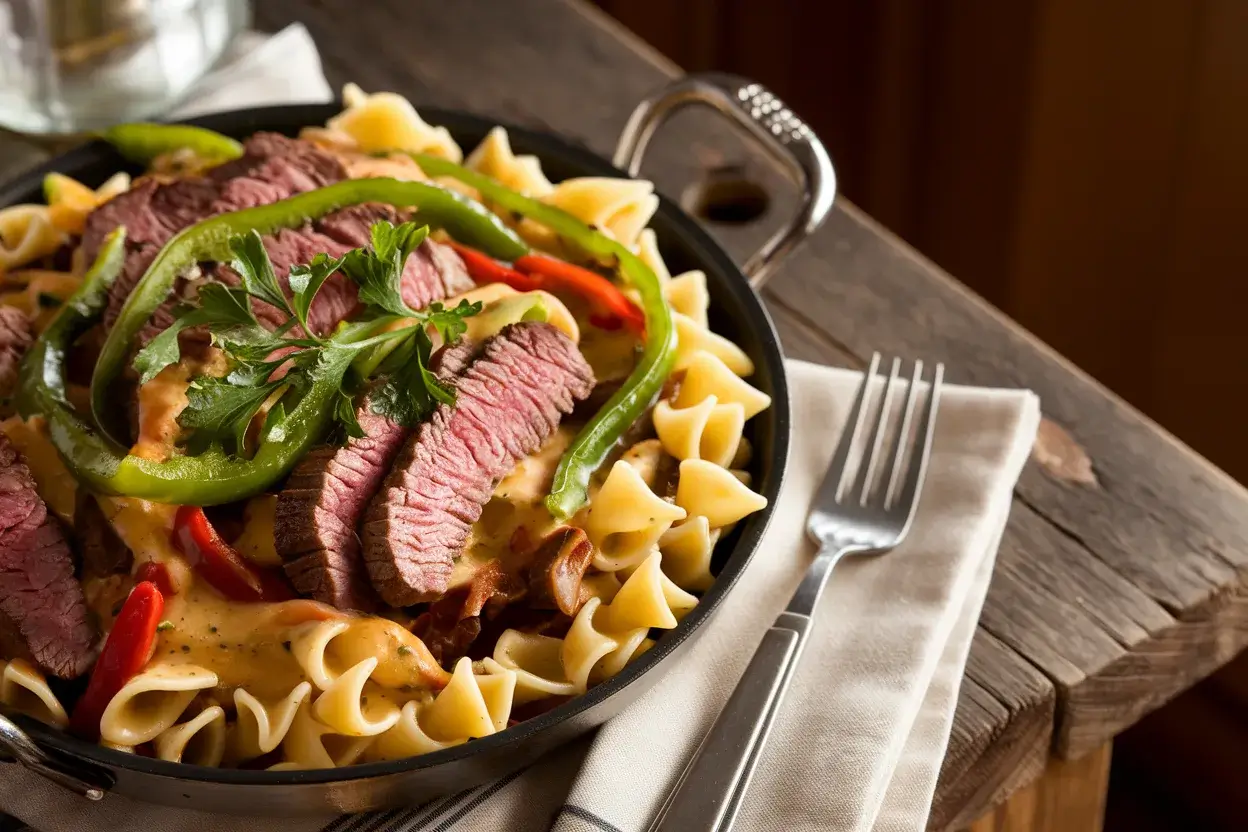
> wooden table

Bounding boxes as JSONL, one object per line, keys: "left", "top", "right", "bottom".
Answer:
{"left": 5, "top": 1, "right": 1247, "bottom": 828}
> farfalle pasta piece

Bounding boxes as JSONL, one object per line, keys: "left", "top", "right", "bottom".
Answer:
{"left": 659, "top": 516, "right": 720, "bottom": 592}
{"left": 675, "top": 459, "right": 769, "bottom": 529}
{"left": 99, "top": 664, "right": 218, "bottom": 746}
{"left": 666, "top": 271, "right": 710, "bottom": 327}
{"left": 586, "top": 459, "right": 687, "bottom": 572}
{"left": 369, "top": 699, "right": 457, "bottom": 761}
{"left": 0, "top": 658, "right": 68, "bottom": 727}
{"left": 228, "top": 682, "right": 312, "bottom": 762}
{"left": 154, "top": 704, "right": 226, "bottom": 767}
{"left": 312, "top": 658, "right": 401, "bottom": 737}
{"left": 591, "top": 629, "right": 652, "bottom": 683}
{"left": 674, "top": 351, "right": 772, "bottom": 419}
{"left": 490, "top": 630, "right": 577, "bottom": 704}
{"left": 598, "top": 551, "right": 698, "bottom": 632}
{"left": 561, "top": 597, "right": 645, "bottom": 692}
{"left": 45, "top": 172, "right": 130, "bottom": 235}
{"left": 653, "top": 395, "right": 745, "bottom": 468}
{"left": 544, "top": 177, "right": 659, "bottom": 249}
{"left": 328, "top": 83, "right": 463, "bottom": 161}
{"left": 282, "top": 698, "right": 374, "bottom": 770}
{"left": 0, "top": 205, "right": 64, "bottom": 274}
{"left": 419, "top": 657, "right": 516, "bottom": 743}
{"left": 635, "top": 229, "right": 671, "bottom": 284}
{"left": 673, "top": 313, "right": 754, "bottom": 376}
{"left": 290, "top": 617, "right": 449, "bottom": 692}
{"left": 466, "top": 126, "right": 554, "bottom": 197}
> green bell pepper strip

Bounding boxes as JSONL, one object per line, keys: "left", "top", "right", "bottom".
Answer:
{"left": 14, "top": 227, "right": 350, "bottom": 504}
{"left": 91, "top": 177, "right": 529, "bottom": 447}
{"left": 97, "top": 123, "right": 245, "bottom": 166}
{"left": 410, "top": 153, "right": 678, "bottom": 520}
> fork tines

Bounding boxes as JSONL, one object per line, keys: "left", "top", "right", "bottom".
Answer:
{"left": 829, "top": 353, "right": 943, "bottom": 513}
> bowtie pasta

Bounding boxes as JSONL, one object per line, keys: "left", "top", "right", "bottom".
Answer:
{"left": 0, "top": 83, "right": 774, "bottom": 771}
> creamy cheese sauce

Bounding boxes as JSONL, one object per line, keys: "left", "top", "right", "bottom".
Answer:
{"left": 450, "top": 425, "right": 574, "bottom": 588}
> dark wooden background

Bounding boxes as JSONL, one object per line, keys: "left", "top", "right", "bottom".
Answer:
{"left": 591, "top": 1, "right": 1248, "bottom": 830}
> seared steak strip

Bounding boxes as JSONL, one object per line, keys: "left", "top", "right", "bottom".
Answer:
{"left": 0, "top": 306, "right": 33, "bottom": 400}
{"left": 0, "top": 434, "right": 94, "bottom": 678}
{"left": 363, "top": 322, "right": 595, "bottom": 606}
{"left": 81, "top": 133, "right": 346, "bottom": 331}
{"left": 200, "top": 203, "right": 474, "bottom": 338}
{"left": 275, "top": 340, "right": 479, "bottom": 611}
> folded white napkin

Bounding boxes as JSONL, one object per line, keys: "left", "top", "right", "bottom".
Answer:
{"left": 0, "top": 29, "right": 1043, "bottom": 831}
{"left": 0, "top": 360, "right": 1039, "bottom": 832}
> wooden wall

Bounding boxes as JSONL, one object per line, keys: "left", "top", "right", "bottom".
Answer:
{"left": 592, "top": 0, "right": 1248, "bottom": 486}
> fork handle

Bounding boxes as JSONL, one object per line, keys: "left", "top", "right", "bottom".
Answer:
{"left": 648, "top": 612, "right": 811, "bottom": 832}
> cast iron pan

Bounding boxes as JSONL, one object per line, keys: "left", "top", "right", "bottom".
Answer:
{"left": 0, "top": 92, "right": 802, "bottom": 814}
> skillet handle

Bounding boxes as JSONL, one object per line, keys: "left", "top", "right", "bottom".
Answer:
{"left": 0, "top": 713, "right": 112, "bottom": 800}
{"left": 613, "top": 72, "right": 836, "bottom": 289}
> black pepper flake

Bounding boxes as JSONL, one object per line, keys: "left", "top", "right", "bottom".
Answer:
{"left": 282, "top": 641, "right": 292, "bottom": 652}
{"left": 209, "top": 625, "right": 218, "bottom": 634}
{"left": 397, "top": 645, "right": 413, "bottom": 658}
{"left": 180, "top": 645, "right": 191, "bottom": 653}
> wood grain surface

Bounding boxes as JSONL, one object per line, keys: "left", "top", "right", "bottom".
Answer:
{"left": 3, "top": 0, "right": 1247, "bottom": 826}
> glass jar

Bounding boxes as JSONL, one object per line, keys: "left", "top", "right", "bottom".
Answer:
{"left": 0, "top": 0, "right": 250, "bottom": 135}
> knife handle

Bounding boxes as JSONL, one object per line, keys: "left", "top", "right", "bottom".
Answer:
{"left": 649, "top": 612, "right": 810, "bottom": 832}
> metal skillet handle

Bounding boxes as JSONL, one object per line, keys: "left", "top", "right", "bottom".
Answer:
{"left": 0, "top": 713, "right": 112, "bottom": 800}
{"left": 613, "top": 72, "right": 837, "bottom": 289}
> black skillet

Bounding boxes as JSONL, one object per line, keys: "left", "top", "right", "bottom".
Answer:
{"left": 0, "top": 73, "right": 834, "bottom": 815}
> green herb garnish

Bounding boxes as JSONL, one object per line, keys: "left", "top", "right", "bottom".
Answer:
{"left": 132, "top": 219, "right": 480, "bottom": 455}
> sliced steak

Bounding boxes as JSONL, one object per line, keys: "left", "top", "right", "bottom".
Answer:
{"left": 187, "top": 205, "right": 474, "bottom": 340}
{"left": 75, "top": 492, "right": 132, "bottom": 578}
{"left": 81, "top": 133, "right": 346, "bottom": 330}
{"left": 275, "top": 340, "right": 479, "bottom": 611}
{"left": 363, "top": 322, "right": 595, "bottom": 606}
{"left": 0, "top": 434, "right": 94, "bottom": 678}
{"left": 315, "top": 203, "right": 474, "bottom": 314}
{"left": 0, "top": 306, "right": 33, "bottom": 399}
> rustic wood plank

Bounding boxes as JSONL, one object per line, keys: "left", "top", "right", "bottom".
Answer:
{"left": 929, "top": 631, "right": 1054, "bottom": 832}
{"left": 964, "top": 743, "right": 1112, "bottom": 832}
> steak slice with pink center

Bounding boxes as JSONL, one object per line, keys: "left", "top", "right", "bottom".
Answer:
{"left": 274, "top": 340, "right": 479, "bottom": 611}
{"left": 362, "top": 322, "right": 595, "bottom": 606}
{"left": 0, "top": 434, "right": 95, "bottom": 678}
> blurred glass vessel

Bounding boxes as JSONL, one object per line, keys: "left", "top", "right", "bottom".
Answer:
{"left": 0, "top": 0, "right": 250, "bottom": 135}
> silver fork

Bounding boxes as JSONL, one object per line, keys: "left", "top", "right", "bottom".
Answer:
{"left": 649, "top": 353, "right": 944, "bottom": 832}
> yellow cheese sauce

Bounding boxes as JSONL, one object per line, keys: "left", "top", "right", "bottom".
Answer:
{"left": 451, "top": 425, "right": 573, "bottom": 588}
{"left": 155, "top": 585, "right": 332, "bottom": 701}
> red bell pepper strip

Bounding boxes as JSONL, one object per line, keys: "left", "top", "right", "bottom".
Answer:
{"left": 447, "top": 241, "right": 539, "bottom": 292}
{"left": 70, "top": 581, "right": 164, "bottom": 740}
{"left": 171, "top": 506, "right": 293, "bottom": 603}
{"left": 449, "top": 242, "right": 645, "bottom": 334}
{"left": 514, "top": 253, "right": 646, "bottom": 335}
{"left": 134, "top": 561, "right": 176, "bottom": 597}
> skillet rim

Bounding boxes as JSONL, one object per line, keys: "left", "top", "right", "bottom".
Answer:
{"left": 0, "top": 102, "right": 791, "bottom": 787}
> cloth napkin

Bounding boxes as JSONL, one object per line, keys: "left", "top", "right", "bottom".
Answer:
{"left": 1, "top": 360, "right": 1040, "bottom": 832}
{"left": 0, "top": 26, "right": 1043, "bottom": 831}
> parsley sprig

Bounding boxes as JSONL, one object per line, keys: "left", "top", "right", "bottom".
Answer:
{"left": 133, "top": 220, "right": 481, "bottom": 456}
